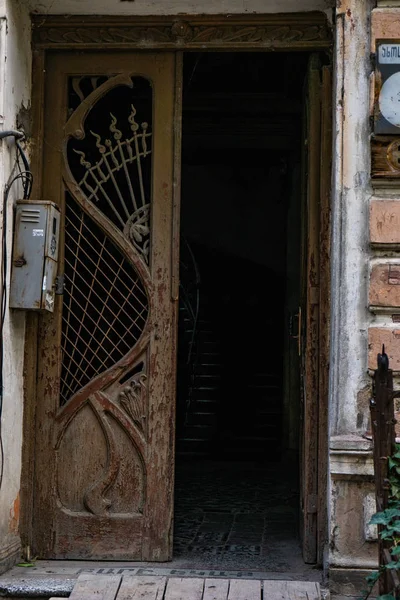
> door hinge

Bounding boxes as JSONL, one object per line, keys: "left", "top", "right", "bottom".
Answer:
{"left": 307, "top": 494, "right": 318, "bottom": 514}
{"left": 289, "top": 307, "right": 302, "bottom": 356}
{"left": 54, "top": 274, "right": 64, "bottom": 295}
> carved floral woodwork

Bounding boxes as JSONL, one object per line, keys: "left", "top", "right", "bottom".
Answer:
{"left": 56, "top": 73, "right": 154, "bottom": 520}
{"left": 32, "top": 14, "right": 332, "bottom": 50}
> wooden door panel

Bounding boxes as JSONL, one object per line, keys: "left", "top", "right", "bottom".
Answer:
{"left": 33, "top": 52, "right": 177, "bottom": 560}
{"left": 300, "top": 54, "right": 322, "bottom": 565}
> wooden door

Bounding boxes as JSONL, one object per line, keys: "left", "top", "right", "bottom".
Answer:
{"left": 32, "top": 52, "right": 178, "bottom": 560}
{"left": 299, "top": 54, "right": 331, "bottom": 565}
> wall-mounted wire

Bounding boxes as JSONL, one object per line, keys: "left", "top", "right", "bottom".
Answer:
{"left": 0, "top": 131, "right": 32, "bottom": 491}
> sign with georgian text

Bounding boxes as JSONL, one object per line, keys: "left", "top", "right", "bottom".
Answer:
{"left": 376, "top": 41, "right": 400, "bottom": 134}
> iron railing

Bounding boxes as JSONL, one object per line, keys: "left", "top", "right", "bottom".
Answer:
{"left": 370, "top": 345, "right": 400, "bottom": 597}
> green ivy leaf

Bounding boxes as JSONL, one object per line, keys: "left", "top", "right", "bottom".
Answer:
{"left": 384, "top": 561, "right": 400, "bottom": 569}
{"left": 366, "top": 570, "right": 381, "bottom": 585}
{"left": 370, "top": 513, "right": 392, "bottom": 525}
{"left": 371, "top": 508, "right": 400, "bottom": 524}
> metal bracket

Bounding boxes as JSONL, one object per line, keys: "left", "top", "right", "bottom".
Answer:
{"left": 54, "top": 274, "right": 64, "bottom": 295}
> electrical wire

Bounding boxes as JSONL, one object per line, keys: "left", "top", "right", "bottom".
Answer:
{"left": 0, "top": 138, "right": 32, "bottom": 490}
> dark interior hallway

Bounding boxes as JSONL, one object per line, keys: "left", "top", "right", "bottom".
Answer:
{"left": 174, "top": 52, "right": 310, "bottom": 571}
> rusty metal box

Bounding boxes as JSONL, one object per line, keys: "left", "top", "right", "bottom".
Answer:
{"left": 9, "top": 200, "right": 61, "bottom": 312}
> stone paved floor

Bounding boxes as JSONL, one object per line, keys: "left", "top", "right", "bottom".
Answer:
{"left": 173, "top": 460, "right": 309, "bottom": 573}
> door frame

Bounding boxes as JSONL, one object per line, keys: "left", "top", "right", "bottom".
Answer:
{"left": 21, "top": 11, "right": 332, "bottom": 564}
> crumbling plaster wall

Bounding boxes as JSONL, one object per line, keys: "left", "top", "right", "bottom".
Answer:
{"left": 330, "top": 0, "right": 372, "bottom": 440}
{"left": 0, "top": 0, "right": 31, "bottom": 575}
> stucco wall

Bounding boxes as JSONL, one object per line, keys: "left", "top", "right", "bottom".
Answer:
{"left": 27, "top": 0, "right": 334, "bottom": 17}
{"left": 330, "top": 0, "right": 372, "bottom": 438}
{"left": 0, "top": 0, "right": 31, "bottom": 574}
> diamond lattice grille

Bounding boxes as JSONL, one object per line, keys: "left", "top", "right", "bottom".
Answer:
{"left": 60, "top": 196, "right": 149, "bottom": 405}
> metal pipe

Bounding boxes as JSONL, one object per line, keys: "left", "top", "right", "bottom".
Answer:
{"left": 0, "top": 130, "right": 25, "bottom": 140}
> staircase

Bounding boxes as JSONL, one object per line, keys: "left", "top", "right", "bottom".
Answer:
{"left": 219, "top": 369, "right": 282, "bottom": 460}
{"left": 176, "top": 241, "right": 283, "bottom": 461}
{"left": 177, "top": 307, "right": 223, "bottom": 457}
{"left": 177, "top": 305, "right": 283, "bottom": 459}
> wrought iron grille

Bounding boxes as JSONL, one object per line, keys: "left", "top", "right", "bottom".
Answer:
{"left": 60, "top": 76, "right": 153, "bottom": 406}
{"left": 60, "top": 196, "right": 149, "bottom": 406}
{"left": 67, "top": 76, "right": 152, "bottom": 264}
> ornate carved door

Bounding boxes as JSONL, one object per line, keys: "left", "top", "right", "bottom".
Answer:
{"left": 32, "top": 52, "right": 178, "bottom": 560}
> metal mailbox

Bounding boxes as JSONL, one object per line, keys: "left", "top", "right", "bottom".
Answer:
{"left": 10, "top": 200, "right": 61, "bottom": 312}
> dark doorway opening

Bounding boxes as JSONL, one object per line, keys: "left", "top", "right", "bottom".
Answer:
{"left": 174, "top": 52, "right": 311, "bottom": 573}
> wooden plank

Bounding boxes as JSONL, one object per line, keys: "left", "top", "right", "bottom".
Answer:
{"left": 227, "top": 579, "right": 261, "bottom": 600}
{"left": 164, "top": 578, "right": 204, "bottom": 600}
{"left": 262, "top": 581, "right": 287, "bottom": 600}
{"left": 301, "top": 53, "right": 321, "bottom": 565}
{"left": 117, "top": 576, "right": 167, "bottom": 600}
{"left": 287, "top": 581, "right": 320, "bottom": 600}
{"left": 317, "top": 63, "right": 332, "bottom": 567}
{"left": 203, "top": 579, "right": 230, "bottom": 600}
{"left": 262, "top": 581, "right": 321, "bottom": 600}
{"left": 69, "top": 574, "right": 121, "bottom": 600}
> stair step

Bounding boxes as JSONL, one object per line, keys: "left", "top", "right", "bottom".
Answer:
{"left": 248, "top": 386, "right": 282, "bottom": 392}
{"left": 180, "top": 424, "right": 216, "bottom": 439}
{"left": 176, "top": 451, "right": 210, "bottom": 459}
{"left": 242, "top": 396, "right": 282, "bottom": 404}
{"left": 224, "top": 435, "right": 279, "bottom": 442}
{"left": 186, "top": 412, "right": 218, "bottom": 426}
{"left": 192, "top": 399, "right": 219, "bottom": 411}
{"left": 195, "top": 363, "right": 223, "bottom": 372}
{"left": 177, "top": 438, "right": 213, "bottom": 453}
{"left": 252, "top": 372, "right": 282, "bottom": 378}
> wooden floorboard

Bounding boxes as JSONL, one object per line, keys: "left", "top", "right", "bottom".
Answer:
{"left": 164, "top": 577, "right": 205, "bottom": 600}
{"left": 263, "top": 581, "right": 321, "bottom": 600}
{"left": 117, "top": 576, "right": 167, "bottom": 600}
{"left": 68, "top": 574, "right": 321, "bottom": 600}
{"left": 70, "top": 574, "right": 122, "bottom": 600}
{"left": 203, "top": 579, "right": 230, "bottom": 600}
{"left": 227, "top": 579, "right": 261, "bottom": 600}
{"left": 287, "top": 581, "right": 320, "bottom": 600}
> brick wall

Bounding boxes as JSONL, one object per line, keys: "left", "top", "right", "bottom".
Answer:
{"left": 369, "top": 10, "right": 400, "bottom": 437}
